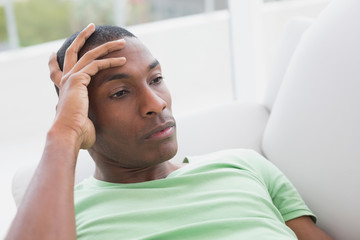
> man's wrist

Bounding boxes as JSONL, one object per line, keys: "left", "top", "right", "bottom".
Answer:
{"left": 46, "top": 125, "right": 83, "bottom": 156}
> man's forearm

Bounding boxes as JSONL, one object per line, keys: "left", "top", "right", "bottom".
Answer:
{"left": 6, "top": 128, "right": 80, "bottom": 240}
{"left": 286, "top": 216, "right": 333, "bottom": 240}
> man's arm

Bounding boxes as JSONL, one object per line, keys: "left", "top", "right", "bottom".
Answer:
{"left": 6, "top": 129, "right": 81, "bottom": 240}
{"left": 5, "top": 24, "right": 126, "bottom": 240}
{"left": 286, "top": 216, "right": 333, "bottom": 240}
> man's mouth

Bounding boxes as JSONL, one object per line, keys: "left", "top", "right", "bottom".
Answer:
{"left": 144, "top": 121, "right": 175, "bottom": 141}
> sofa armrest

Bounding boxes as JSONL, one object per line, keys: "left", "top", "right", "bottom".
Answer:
{"left": 12, "top": 150, "right": 95, "bottom": 208}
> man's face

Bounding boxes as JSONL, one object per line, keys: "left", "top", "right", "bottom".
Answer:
{"left": 87, "top": 37, "right": 177, "bottom": 168}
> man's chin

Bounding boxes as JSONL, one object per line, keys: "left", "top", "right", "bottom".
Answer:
{"left": 145, "top": 140, "right": 178, "bottom": 165}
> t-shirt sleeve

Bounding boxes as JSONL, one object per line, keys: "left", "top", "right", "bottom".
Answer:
{"left": 248, "top": 151, "right": 317, "bottom": 223}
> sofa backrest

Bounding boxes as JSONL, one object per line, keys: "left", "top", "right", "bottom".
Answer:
{"left": 263, "top": 17, "right": 314, "bottom": 111}
{"left": 262, "top": 0, "right": 360, "bottom": 239}
{"left": 174, "top": 102, "right": 269, "bottom": 164}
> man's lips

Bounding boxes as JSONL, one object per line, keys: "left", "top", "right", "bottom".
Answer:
{"left": 144, "top": 121, "right": 176, "bottom": 141}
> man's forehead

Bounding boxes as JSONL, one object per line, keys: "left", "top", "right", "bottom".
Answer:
{"left": 101, "top": 38, "right": 159, "bottom": 70}
{"left": 102, "top": 37, "right": 152, "bottom": 60}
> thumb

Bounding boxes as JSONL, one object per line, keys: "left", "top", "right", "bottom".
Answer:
{"left": 48, "top": 52, "right": 63, "bottom": 87}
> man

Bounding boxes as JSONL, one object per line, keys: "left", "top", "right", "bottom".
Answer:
{"left": 6, "top": 24, "right": 332, "bottom": 239}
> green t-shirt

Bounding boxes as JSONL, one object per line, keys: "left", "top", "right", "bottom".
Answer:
{"left": 74, "top": 149, "right": 315, "bottom": 239}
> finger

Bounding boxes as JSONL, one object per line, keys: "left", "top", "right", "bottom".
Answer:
{"left": 63, "top": 23, "right": 96, "bottom": 74}
{"left": 48, "top": 52, "right": 62, "bottom": 87}
{"left": 81, "top": 57, "right": 127, "bottom": 82}
{"left": 61, "top": 57, "right": 127, "bottom": 89}
{"left": 83, "top": 39, "right": 126, "bottom": 61}
{"left": 72, "top": 39, "right": 126, "bottom": 74}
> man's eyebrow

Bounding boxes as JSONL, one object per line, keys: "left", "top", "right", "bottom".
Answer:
{"left": 100, "top": 73, "right": 130, "bottom": 86}
{"left": 98, "top": 59, "right": 160, "bottom": 86}
{"left": 149, "top": 59, "right": 160, "bottom": 70}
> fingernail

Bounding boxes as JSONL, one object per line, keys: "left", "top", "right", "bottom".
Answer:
{"left": 87, "top": 23, "right": 95, "bottom": 30}
{"left": 117, "top": 39, "right": 126, "bottom": 43}
{"left": 49, "top": 52, "right": 56, "bottom": 60}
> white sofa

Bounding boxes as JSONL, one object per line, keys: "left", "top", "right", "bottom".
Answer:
{"left": 12, "top": 0, "right": 360, "bottom": 239}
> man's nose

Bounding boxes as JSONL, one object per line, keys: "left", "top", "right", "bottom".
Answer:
{"left": 139, "top": 87, "right": 167, "bottom": 117}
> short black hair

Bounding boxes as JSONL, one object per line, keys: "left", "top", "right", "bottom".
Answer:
{"left": 57, "top": 25, "right": 136, "bottom": 72}
{"left": 54, "top": 25, "right": 136, "bottom": 95}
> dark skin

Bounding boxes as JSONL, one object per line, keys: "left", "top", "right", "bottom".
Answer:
{"left": 5, "top": 24, "right": 333, "bottom": 240}
{"left": 86, "top": 37, "right": 180, "bottom": 183}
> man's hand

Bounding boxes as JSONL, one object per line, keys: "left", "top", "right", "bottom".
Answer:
{"left": 48, "top": 23, "right": 126, "bottom": 149}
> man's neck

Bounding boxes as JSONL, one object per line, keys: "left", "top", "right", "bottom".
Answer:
{"left": 93, "top": 160, "right": 183, "bottom": 184}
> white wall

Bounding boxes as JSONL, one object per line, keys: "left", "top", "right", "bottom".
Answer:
{"left": 129, "top": 11, "right": 234, "bottom": 116}
{"left": 229, "top": 0, "right": 330, "bottom": 102}
{"left": 0, "top": 1, "right": 330, "bottom": 237}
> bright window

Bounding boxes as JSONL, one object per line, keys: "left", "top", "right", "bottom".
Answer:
{"left": 0, "top": 0, "right": 228, "bottom": 51}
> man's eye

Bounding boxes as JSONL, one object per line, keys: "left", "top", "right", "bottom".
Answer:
{"left": 150, "top": 76, "right": 163, "bottom": 85}
{"left": 112, "top": 90, "right": 128, "bottom": 98}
